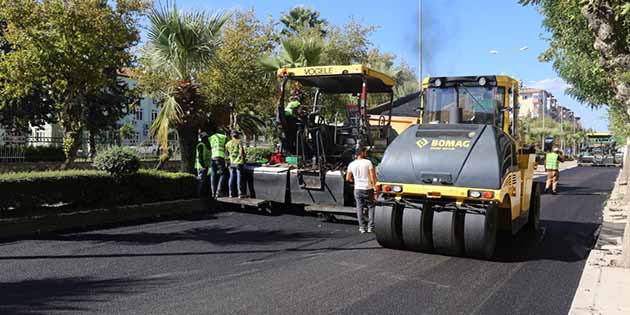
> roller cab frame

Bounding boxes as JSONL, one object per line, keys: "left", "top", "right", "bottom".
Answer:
{"left": 374, "top": 75, "right": 541, "bottom": 259}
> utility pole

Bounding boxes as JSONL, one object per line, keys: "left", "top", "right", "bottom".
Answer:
{"left": 418, "top": 0, "right": 423, "bottom": 89}
{"left": 572, "top": 115, "right": 576, "bottom": 158}
{"left": 541, "top": 93, "right": 546, "bottom": 151}
{"left": 558, "top": 106, "right": 565, "bottom": 154}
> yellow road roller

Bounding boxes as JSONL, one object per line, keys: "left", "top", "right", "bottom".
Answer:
{"left": 374, "top": 75, "right": 541, "bottom": 259}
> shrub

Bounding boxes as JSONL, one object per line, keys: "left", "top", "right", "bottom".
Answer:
{"left": 0, "top": 169, "right": 196, "bottom": 215}
{"left": 93, "top": 147, "right": 141, "bottom": 176}
{"left": 245, "top": 147, "right": 274, "bottom": 163}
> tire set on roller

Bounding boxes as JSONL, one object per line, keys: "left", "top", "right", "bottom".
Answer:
{"left": 375, "top": 203, "right": 498, "bottom": 259}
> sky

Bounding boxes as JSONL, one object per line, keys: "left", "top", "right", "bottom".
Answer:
{"left": 169, "top": 0, "right": 609, "bottom": 131}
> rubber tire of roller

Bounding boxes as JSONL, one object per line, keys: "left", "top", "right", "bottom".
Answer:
{"left": 375, "top": 204, "right": 404, "bottom": 249}
{"left": 463, "top": 205, "right": 498, "bottom": 259}
{"left": 525, "top": 183, "right": 541, "bottom": 232}
{"left": 402, "top": 206, "right": 433, "bottom": 252}
{"left": 432, "top": 210, "right": 465, "bottom": 256}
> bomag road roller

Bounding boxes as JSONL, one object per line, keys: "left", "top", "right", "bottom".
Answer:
{"left": 374, "top": 75, "right": 541, "bottom": 259}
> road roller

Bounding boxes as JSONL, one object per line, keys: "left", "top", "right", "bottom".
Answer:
{"left": 374, "top": 75, "right": 541, "bottom": 259}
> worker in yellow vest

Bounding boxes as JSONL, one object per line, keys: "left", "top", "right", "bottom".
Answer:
{"left": 195, "top": 131, "right": 211, "bottom": 198}
{"left": 544, "top": 147, "right": 564, "bottom": 195}
{"left": 226, "top": 130, "right": 246, "bottom": 198}
{"left": 209, "top": 128, "right": 228, "bottom": 198}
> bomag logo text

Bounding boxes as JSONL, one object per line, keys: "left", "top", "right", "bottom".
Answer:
{"left": 429, "top": 139, "right": 471, "bottom": 151}
{"left": 304, "top": 67, "right": 334, "bottom": 75}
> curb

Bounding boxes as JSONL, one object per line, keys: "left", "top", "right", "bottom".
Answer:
{"left": 569, "top": 169, "right": 630, "bottom": 314}
{"left": 0, "top": 198, "right": 211, "bottom": 239}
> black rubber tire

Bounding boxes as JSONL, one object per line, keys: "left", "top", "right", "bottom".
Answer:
{"left": 375, "top": 204, "right": 404, "bottom": 249}
{"left": 526, "top": 183, "right": 542, "bottom": 232}
{"left": 432, "top": 210, "right": 465, "bottom": 256}
{"left": 463, "top": 205, "right": 498, "bottom": 259}
{"left": 402, "top": 205, "right": 434, "bottom": 252}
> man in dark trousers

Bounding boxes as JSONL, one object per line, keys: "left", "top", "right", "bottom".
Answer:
{"left": 209, "top": 128, "right": 228, "bottom": 198}
{"left": 195, "top": 131, "right": 211, "bottom": 198}
{"left": 346, "top": 146, "right": 379, "bottom": 233}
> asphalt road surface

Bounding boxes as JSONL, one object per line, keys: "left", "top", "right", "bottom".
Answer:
{"left": 0, "top": 166, "right": 618, "bottom": 315}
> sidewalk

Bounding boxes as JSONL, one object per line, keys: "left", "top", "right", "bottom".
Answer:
{"left": 570, "top": 169, "right": 630, "bottom": 315}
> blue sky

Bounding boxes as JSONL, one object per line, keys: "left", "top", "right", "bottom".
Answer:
{"left": 169, "top": 0, "right": 608, "bottom": 131}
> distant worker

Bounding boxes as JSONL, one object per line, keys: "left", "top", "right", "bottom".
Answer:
{"left": 544, "top": 147, "right": 564, "bottom": 195}
{"left": 283, "top": 93, "right": 301, "bottom": 154}
{"left": 209, "top": 128, "right": 228, "bottom": 198}
{"left": 226, "top": 130, "right": 246, "bottom": 198}
{"left": 346, "top": 146, "right": 379, "bottom": 233}
{"left": 195, "top": 131, "right": 211, "bottom": 198}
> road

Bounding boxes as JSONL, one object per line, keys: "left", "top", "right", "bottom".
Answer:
{"left": 0, "top": 166, "right": 618, "bottom": 315}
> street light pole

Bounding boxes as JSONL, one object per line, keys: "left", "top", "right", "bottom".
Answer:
{"left": 541, "top": 94, "right": 546, "bottom": 151}
{"left": 573, "top": 116, "right": 576, "bottom": 157}
{"left": 558, "top": 106, "right": 564, "bottom": 154}
{"left": 418, "top": 0, "right": 423, "bottom": 89}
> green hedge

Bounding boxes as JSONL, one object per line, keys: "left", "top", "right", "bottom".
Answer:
{"left": 0, "top": 169, "right": 196, "bottom": 216}
{"left": 0, "top": 145, "right": 65, "bottom": 162}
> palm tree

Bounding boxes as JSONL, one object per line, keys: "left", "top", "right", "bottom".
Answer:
{"left": 259, "top": 35, "right": 324, "bottom": 70}
{"left": 142, "top": 2, "right": 228, "bottom": 173}
{"left": 280, "top": 6, "right": 327, "bottom": 37}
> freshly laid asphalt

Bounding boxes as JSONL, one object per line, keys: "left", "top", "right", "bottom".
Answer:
{"left": 0, "top": 166, "right": 618, "bottom": 315}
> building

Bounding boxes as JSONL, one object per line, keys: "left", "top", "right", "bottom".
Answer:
{"left": 518, "top": 88, "right": 556, "bottom": 119}
{"left": 117, "top": 73, "right": 160, "bottom": 146}
{"left": 29, "top": 122, "right": 63, "bottom": 147}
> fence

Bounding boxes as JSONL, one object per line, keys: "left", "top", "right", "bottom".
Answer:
{"left": 0, "top": 135, "right": 181, "bottom": 162}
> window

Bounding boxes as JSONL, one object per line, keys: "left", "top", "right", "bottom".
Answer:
{"left": 424, "top": 85, "right": 505, "bottom": 127}
{"left": 135, "top": 109, "right": 143, "bottom": 121}
{"left": 151, "top": 110, "right": 158, "bottom": 121}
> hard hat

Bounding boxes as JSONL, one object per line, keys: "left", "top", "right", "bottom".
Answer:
{"left": 553, "top": 147, "right": 560, "bottom": 152}
{"left": 200, "top": 132, "right": 209, "bottom": 138}
{"left": 231, "top": 130, "right": 240, "bottom": 137}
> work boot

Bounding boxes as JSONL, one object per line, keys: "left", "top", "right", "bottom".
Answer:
{"left": 359, "top": 227, "right": 366, "bottom": 234}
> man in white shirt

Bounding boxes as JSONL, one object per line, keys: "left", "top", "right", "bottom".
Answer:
{"left": 346, "top": 146, "right": 379, "bottom": 233}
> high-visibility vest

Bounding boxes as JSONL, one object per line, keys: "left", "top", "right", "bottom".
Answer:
{"left": 546, "top": 152, "right": 559, "bottom": 170}
{"left": 195, "top": 141, "right": 210, "bottom": 169}
{"left": 285, "top": 101, "right": 301, "bottom": 117}
{"left": 226, "top": 139, "right": 244, "bottom": 165}
{"left": 210, "top": 133, "right": 227, "bottom": 159}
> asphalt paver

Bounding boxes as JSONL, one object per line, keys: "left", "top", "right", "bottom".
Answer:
{"left": 0, "top": 166, "right": 618, "bottom": 314}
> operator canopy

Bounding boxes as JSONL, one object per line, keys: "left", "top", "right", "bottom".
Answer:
{"left": 277, "top": 65, "right": 395, "bottom": 94}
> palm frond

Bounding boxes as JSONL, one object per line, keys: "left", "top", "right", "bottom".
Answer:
{"left": 150, "top": 94, "right": 183, "bottom": 151}
{"left": 146, "top": 1, "right": 229, "bottom": 80}
{"left": 235, "top": 112, "right": 267, "bottom": 135}
{"left": 258, "top": 56, "right": 282, "bottom": 72}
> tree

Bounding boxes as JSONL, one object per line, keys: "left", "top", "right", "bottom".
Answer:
{"left": 259, "top": 30, "right": 324, "bottom": 70}
{"left": 119, "top": 122, "right": 136, "bottom": 142}
{"left": 322, "top": 19, "right": 378, "bottom": 65}
{"left": 280, "top": 5, "right": 327, "bottom": 37}
{"left": 139, "top": 2, "right": 228, "bottom": 174}
{"left": 0, "top": 0, "right": 147, "bottom": 168}
{"left": 519, "top": 0, "right": 630, "bottom": 133}
{"left": 84, "top": 73, "right": 138, "bottom": 158}
{"left": 200, "top": 10, "right": 277, "bottom": 137}
{"left": 368, "top": 49, "right": 419, "bottom": 99}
